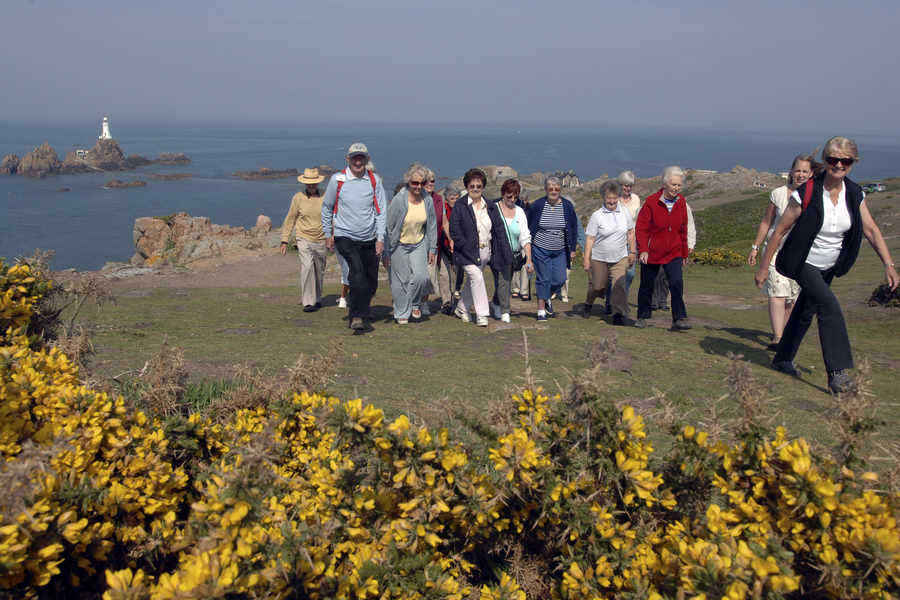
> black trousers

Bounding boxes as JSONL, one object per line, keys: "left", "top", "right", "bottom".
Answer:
{"left": 334, "top": 237, "right": 380, "bottom": 319}
{"left": 774, "top": 264, "right": 853, "bottom": 372}
{"left": 637, "top": 258, "right": 687, "bottom": 321}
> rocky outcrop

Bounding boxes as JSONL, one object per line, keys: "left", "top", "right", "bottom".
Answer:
{"left": 104, "top": 179, "right": 147, "bottom": 189}
{"left": 157, "top": 153, "right": 190, "bottom": 165}
{"left": 150, "top": 173, "right": 192, "bottom": 180}
{"left": 131, "top": 212, "right": 277, "bottom": 267}
{"left": 1, "top": 154, "right": 19, "bottom": 174}
{"left": 233, "top": 167, "right": 299, "bottom": 180}
{"left": 17, "top": 143, "right": 62, "bottom": 177}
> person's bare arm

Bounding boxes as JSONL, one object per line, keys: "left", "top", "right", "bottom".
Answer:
{"left": 755, "top": 202, "right": 801, "bottom": 288}
{"left": 860, "top": 200, "right": 899, "bottom": 290}
{"left": 748, "top": 203, "right": 777, "bottom": 265}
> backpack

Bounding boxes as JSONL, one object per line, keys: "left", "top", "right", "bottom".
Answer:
{"left": 799, "top": 179, "right": 814, "bottom": 211}
{"left": 333, "top": 169, "right": 380, "bottom": 215}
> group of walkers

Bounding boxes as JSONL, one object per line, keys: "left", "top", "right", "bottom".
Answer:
{"left": 281, "top": 137, "right": 898, "bottom": 393}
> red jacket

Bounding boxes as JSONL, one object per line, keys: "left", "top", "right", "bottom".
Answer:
{"left": 635, "top": 189, "right": 689, "bottom": 264}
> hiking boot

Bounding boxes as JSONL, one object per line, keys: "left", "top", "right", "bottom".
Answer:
{"left": 350, "top": 317, "right": 364, "bottom": 330}
{"left": 673, "top": 319, "right": 692, "bottom": 330}
{"left": 828, "top": 369, "right": 851, "bottom": 393}
{"left": 771, "top": 360, "right": 798, "bottom": 376}
{"left": 582, "top": 303, "right": 593, "bottom": 318}
{"left": 634, "top": 318, "right": 649, "bottom": 328}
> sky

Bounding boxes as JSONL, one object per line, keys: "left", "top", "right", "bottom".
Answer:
{"left": 4, "top": 0, "right": 900, "bottom": 134}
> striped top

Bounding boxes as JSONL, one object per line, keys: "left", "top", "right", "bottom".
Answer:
{"left": 532, "top": 201, "right": 567, "bottom": 250}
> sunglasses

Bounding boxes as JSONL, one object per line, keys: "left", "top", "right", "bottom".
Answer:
{"left": 825, "top": 156, "right": 855, "bottom": 167}
{"left": 409, "top": 180, "right": 424, "bottom": 186}
{"left": 467, "top": 184, "right": 484, "bottom": 189}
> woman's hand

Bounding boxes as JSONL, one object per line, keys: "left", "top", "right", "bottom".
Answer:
{"left": 747, "top": 247, "right": 757, "bottom": 266}
{"left": 886, "top": 264, "right": 899, "bottom": 291}
{"left": 639, "top": 252, "right": 648, "bottom": 264}
{"left": 627, "top": 252, "right": 636, "bottom": 267}
{"left": 526, "top": 261, "right": 534, "bottom": 274}
{"left": 583, "top": 257, "right": 591, "bottom": 272}
{"left": 280, "top": 242, "right": 288, "bottom": 256}
{"left": 754, "top": 267, "right": 767, "bottom": 289}
{"left": 428, "top": 252, "right": 436, "bottom": 266}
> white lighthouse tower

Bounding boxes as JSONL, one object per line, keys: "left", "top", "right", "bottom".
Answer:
{"left": 99, "top": 116, "right": 112, "bottom": 140}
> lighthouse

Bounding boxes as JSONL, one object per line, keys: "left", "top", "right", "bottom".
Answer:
{"left": 99, "top": 116, "right": 112, "bottom": 140}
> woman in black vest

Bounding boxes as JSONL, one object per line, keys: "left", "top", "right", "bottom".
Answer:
{"left": 754, "top": 137, "right": 898, "bottom": 393}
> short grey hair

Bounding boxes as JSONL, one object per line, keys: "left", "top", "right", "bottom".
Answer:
{"left": 617, "top": 170, "right": 635, "bottom": 185}
{"left": 661, "top": 166, "right": 684, "bottom": 184}
{"left": 599, "top": 180, "right": 621, "bottom": 198}
{"left": 544, "top": 176, "right": 562, "bottom": 190}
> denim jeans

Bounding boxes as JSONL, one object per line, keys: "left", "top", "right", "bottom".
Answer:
{"left": 532, "top": 245, "right": 567, "bottom": 301}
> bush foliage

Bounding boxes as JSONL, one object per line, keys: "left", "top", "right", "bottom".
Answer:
{"left": 1, "top": 258, "right": 899, "bottom": 599}
{"left": 691, "top": 247, "right": 746, "bottom": 267}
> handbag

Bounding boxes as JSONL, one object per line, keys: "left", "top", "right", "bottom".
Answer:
{"left": 498, "top": 204, "right": 526, "bottom": 271}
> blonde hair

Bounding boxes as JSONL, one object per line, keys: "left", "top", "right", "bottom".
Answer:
{"left": 822, "top": 136, "right": 859, "bottom": 161}
{"left": 404, "top": 163, "right": 429, "bottom": 184}
{"left": 424, "top": 167, "right": 435, "bottom": 182}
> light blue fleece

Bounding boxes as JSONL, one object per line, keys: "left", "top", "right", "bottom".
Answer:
{"left": 320, "top": 169, "right": 387, "bottom": 242}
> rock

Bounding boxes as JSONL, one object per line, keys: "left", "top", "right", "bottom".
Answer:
{"left": 60, "top": 152, "right": 96, "bottom": 174}
{"left": 132, "top": 212, "right": 260, "bottom": 267}
{"left": 252, "top": 215, "right": 272, "bottom": 235}
{"left": 232, "top": 167, "right": 299, "bottom": 180}
{"left": 150, "top": 173, "right": 192, "bottom": 180}
{"left": 17, "top": 143, "right": 62, "bottom": 177}
{"left": 104, "top": 179, "right": 146, "bottom": 189}
{"left": 57, "top": 187, "right": 71, "bottom": 192}
{"left": 1, "top": 154, "right": 19, "bottom": 174}
{"left": 157, "top": 153, "right": 191, "bottom": 165}
{"left": 124, "top": 154, "right": 154, "bottom": 168}
{"left": 88, "top": 139, "right": 127, "bottom": 170}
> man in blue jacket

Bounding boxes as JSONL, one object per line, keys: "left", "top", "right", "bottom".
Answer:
{"left": 321, "top": 143, "right": 387, "bottom": 330}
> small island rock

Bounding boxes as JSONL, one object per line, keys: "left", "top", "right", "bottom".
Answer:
{"left": 1, "top": 154, "right": 19, "bottom": 175}
{"left": 17, "top": 143, "right": 62, "bottom": 178}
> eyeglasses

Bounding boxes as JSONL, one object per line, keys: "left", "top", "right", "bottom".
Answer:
{"left": 467, "top": 183, "right": 483, "bottom": 189}
{"left": 825, "top": 156, "right": 855, "bottom": 167}
{"left": 409, "top": 180, "right": 424, "bottom": 186}
{"left": 426, "top": 180, "right": 435, "bottom": 184}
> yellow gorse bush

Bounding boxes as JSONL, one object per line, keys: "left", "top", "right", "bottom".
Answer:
{"left": 1, "top": 258, "right": 898, "bottom": 599}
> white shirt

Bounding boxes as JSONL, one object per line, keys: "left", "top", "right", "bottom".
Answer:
{"left": 792, "top": 182, "right": 853, "bottom": 270}
{"left": 766, "top": 186, "right": 792, "bottom": 252}
{"left": 586, "top": 204, "right": 633, "bottom": 263}
{"left": 468, "top": 197, "right": 492, "bottom": 247}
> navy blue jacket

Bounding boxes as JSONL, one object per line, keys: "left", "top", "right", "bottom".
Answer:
{"left": 776, "top": 173, "right": 864, "bottom": 279}
{"left": 526, "top": 196, "right": 580, "bottom": 268}
{"left": 449, "top": 195, "right": 513, "bottom": 269}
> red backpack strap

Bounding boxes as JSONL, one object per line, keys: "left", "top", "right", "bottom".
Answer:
{"left": 332, "top": 168, "right": 348, "bottom": 215}
{"left": 367, "top": 170, "right": 380, "bottom": 214}
{"left": 801, "top": 180, "right": 813, "bottom": 211}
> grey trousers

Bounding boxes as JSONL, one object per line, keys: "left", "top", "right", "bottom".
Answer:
{"left": 389, "top": 238, "right": 430, "bottom": 320}
{"left": 427, "top": 248, "right": 452, "bottom": 304}
{"left": 490, "top": 262, "right": 513, "bottom": 313}
{"left": 296, "top": 238, "right": 327, "bottom": 306}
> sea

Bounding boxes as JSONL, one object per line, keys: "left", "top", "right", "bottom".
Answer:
{"left": 2, "top": 120, "right": 899, "bottom": 271}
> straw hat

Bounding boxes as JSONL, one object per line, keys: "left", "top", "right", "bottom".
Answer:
{"left": 297, "top": 167, "right": 325, "bottom": 184}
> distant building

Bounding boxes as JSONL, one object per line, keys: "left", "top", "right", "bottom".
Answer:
{"left": 75, "top": 149, "right": 89, "bottom": 159}
{"left": 99, "top": 117, "right": 112, "bottom": 140}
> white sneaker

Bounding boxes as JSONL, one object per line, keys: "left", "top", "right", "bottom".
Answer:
{"left": 454, "top": 306, "right": 471, "bottom": 323}
{"left": 420, "top": 303, "right": 431, "bottom": 316}
{"left": 561, "top": 295, "right": 569, "bottom": 303}
{"left": 476, "top": 316, "right": 489, "bottom": 327}
{"left": 490, "top": 302, "right": 501, "bottom": 319}
{"left": 337, "top": 297, "right": 347, "bottom": 309}
{"left": 501, "top": 313, "right": 511, "bottom": 323}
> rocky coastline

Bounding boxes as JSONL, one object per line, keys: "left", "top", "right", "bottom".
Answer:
{"left": 0, "top": 139, "right": 190, "bottom": 178}
{"left": 233, "top": 164, "right": 336, "bottom": 181}
{"left": 104, "top": 179, "right": 147, "bottom": 189}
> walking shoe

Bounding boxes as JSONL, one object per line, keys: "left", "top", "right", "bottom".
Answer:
{"left": 771, "top": 360, "right": 798, "bottom": 376}
{"left": 673, "top": 319, "right": 692, "bottom": 330}
{"left": 476, "top": 316, "right": 489, "bottom": 327}
{"left": 303, "top": 304, "right": 316, "bottom": 312}
{"left": 350, "top": 317, "right": 364, "bottom": 330}
{"left": 634, "top": 318, "right": 649, "bottom": 328}
{"left": 545, "top": 300, "right": 555, "bottom": 317}
{"left": 411, "top": 308, "right": 422, "bottom": 320}
{"left": 338, "top": 297, "right": 347, "bottom": 309}
{"left": 612, "top": 314, "right": 626, "bottom": 326}
{"left": 500, "top": 313, "right": 511, "bottom": 323}
{"left": 440, "top": 303, "right": 453, "bottom": 315}
{"left": 536, "top": 311, "right": 548, "bottom": 322}
{"left": 396, "top": 318, "right": 409, "bottom": 325}
{"left": 582, "top": 303, "right": 593, "bottom": 318}
{"left": 454, "top": 306, "right": 471, "bottom": 323}
{"left": 420, "top": 303, "right": 431, "bottom": 316}
{"left": 561, "top": 295, "right": 569, "bottom": 303}
{"left": 827, "top": 369, "right": 851, "bottom": 393}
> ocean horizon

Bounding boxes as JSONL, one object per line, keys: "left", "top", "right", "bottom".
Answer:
{"left": 2, "top": 120, "right": 899, "bottom": 271}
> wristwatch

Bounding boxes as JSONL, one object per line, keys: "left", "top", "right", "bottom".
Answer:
{"left": 751, "top": 244, "right": 759, "bottom": 251}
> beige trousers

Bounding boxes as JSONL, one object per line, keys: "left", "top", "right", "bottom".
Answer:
{"left": 296, "top": 238, "right": 327, "bottom": 306}
{"left": 586, "top": 257, "right": 630, "bottom": 316}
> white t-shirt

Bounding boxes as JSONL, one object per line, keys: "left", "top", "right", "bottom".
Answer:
{"left": 586, "top": 205, "right": 633, "bottom": 263}
{"left": 791, "top": 182, "right": 853, "bottom": 270}
{"left": 766, "top": 186, "right": 792, "bottom": 252}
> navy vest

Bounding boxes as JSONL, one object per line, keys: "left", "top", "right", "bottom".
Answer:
{"left": 775, "top": 173, "right": 864, "bottom": 279}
